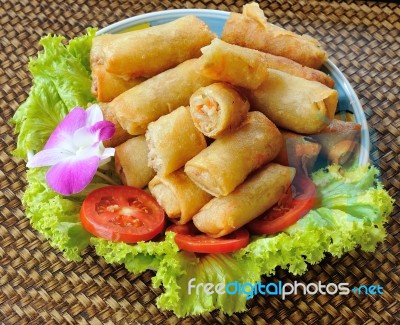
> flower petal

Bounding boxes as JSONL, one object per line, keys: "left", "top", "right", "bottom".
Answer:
{"left": 44, "top": 107, "right": 87, "bottom": 150}
{"left": 100, "top": 147, "right": 115, "bottom": 161}
{"left": 72, "top": 121, "right": 115, "bottom": 148}
{"left": 27, "top": 148, "right": 71, "bottom": 168}
{"left": 89, "top": 121, "right": 116, "bottom": 141}
{"left": 46, "top": 156, "right": 100, "bottom": 195}
{"left": 72, "top": 126, "right": 99, "bottom": 149}
{"left": 86, "top": 104, "right": 103, "bottom": 125}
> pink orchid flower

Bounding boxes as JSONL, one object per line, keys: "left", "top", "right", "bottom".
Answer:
{"left": 27, "top": 104, "right": 116, "bottom": 195}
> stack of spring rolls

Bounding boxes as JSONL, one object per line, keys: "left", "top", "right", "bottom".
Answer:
{"left": 92, "top": 3, "right": 361, "bottom": 238}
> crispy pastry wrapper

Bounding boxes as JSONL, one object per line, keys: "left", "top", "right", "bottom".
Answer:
{"left": 110, "top": 59, "right": 213, "bottom": 135}
{"left": 91, "top": 65, "right": 145, "bottom": 102}
{"left": 146, "top": 106, "right": 207, "bottom": 176}
{"left": 189, "top": 82, "right": 249, "bottom": 138}
{"left": 198, "top": 39, "right": 334, "bottom": 89}
{"left": 149, "top": 169, "right": 213, "bottom": 225}
{"left": 247, "top": 69, "right": 338, "bottom": 134}
{"left": 261, "top": 52, "right": 334, "bottom": 88}
{"left": 221, "top": 3, "right": 328, "bottom": 69}
{"left": 184, "top": 111, "right": 283, "bottom": 197}
{"left": 91, "top": 15, "right": 215, "bottom": 78}
{"left": 114, "top": 136, "right": 155, "bottom": 188}
{"left": 198, "top": 38, "right": 269, "bottom": 90}
{"left": 192, "top": 163, "right": 295, "bottom": 237}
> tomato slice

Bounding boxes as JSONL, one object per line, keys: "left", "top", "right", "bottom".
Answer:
{"left": 246, "top": 176, "right": 316, "bottom": 235}
{"left": 80, "top": 186, "right": 165, "bottom": 243}
{"left": 167, "top": 223, "right": 250, "bottom": 254}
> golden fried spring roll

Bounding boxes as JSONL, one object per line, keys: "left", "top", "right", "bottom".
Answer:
{"left": 99, "top": 103, "right": 132, "bottom": 148}
{"left": 91, "top": 65, "right": 145, "bottom": 102}
{"left": 91, "top": 34, "right": 113, "bottom": 66}
{"left": 198, "top": 38, "right": 269, "bottom": 90}
{"left": 110, "top": 59, "right": 213, "bottom": 135}
{"left": 193, "top": 163, "right": 295, "bottom": 237}
{"left": 274, "top": 130, "right": 321, "bottom": 175}
{"left": 146, "top": 106, "right": 207, "bottom": 176}
{"left": 92, "top": 16, "right": 215, "bottom": 78}
{"left": 221, "top": 4, "right": 327, "bottom": 69}
{"left": 247, "top": 69, "right": 338, "bottom": 134}
{"left": 198, "top": 39, "right": 334, "bottom": 89}
{"left": 189, "top": 83, "right": 249, "bottom": 138}
{"left": 261, "top": 52, "right": 335, "bottom": 88}
{"left": 184, "top": 111, "right": 283, "bottom": 197}
{"left": 149, "top": 169, "right": 213, "bottom": 225}
{"left": 114, "top": 136, "right": 155, "bottom": 188}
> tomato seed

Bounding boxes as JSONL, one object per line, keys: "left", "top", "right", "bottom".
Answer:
{"left": 96, "top": 196, "right": 118, "bottom": 214}
{"left": 109, "top": 214, "right": 144, "bottom": 228}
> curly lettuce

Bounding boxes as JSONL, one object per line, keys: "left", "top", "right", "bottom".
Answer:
{"left": 11, "top": 28, "right": 96, "bottom": 158}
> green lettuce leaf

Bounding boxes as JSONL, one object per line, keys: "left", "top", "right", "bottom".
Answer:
{"left": 154, "top": 244, "right": 260, "bottom": 316}
{"left": 11, "top": 28, "right": 97, "bottom": 158}
{"left": 23, "top": 168, "right": 92, "bottom": 261}
{"left": 91, "top": 232, "right": 179, "bottom": 274}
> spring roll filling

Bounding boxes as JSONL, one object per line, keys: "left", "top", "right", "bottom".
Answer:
{"left": 191, "top": 94, "right": 220, "bottom": 133}
{"left": 146, "top": 135, "right": 163, "bottom": 173}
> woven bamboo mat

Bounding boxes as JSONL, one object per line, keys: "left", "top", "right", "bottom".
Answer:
{"left": 0, "top": 0, "right": 399, "bottom": 324}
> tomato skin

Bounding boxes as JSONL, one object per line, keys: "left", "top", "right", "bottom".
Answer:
{"left": 80, "top": 186, "right": 165, "bottom": 243}
{"left": 246, "top": 176, "right": 316, "bottom": 235}
{"left": 167, "top": 223, "right": 250, "bottom": 254}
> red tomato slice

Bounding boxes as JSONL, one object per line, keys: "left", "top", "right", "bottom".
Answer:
{"left": 80, "top": 186, "right": 165, "bottom": 243}
{"left": 167, "top": 223, "right": 250, "bottom": 254}
{"left": 246, "top": 176, "right": 317, "bottom": 235}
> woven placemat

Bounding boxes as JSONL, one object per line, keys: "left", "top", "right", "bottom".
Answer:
{"left": 0, "top": 0, "right": 399, "bottom": 324}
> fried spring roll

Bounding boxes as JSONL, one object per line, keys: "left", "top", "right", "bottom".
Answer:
{"left": 114, "top": 136, "right": 155, "bottom": 188}
{"left": 221, "top": 4, "right": 327, "bottom": 69}
{"left": 149, "top": 169, "right": 213, "bottom": 225}
{"left": 91, "top": 65, "right": 145, "bottom": 102}
{"left": 261, "top": 52, "right": 335, "bottom": 88}
{"left": 193, "top": 163, "right": 295, "bottom": 237}
{"left": 189, "top": 83, "right": 249, "bottom": 138}
{"left": 146, "top": 106, "right": 207, "bottom": 176}
{"left": 198, "top": 39, "right": 269, "bottom": 90}
{"left": 91, "top": 33, "right": 113, "bottom": 66}
{"left": 247, "top": 69, "right": 338, "bottom": 134}
{"left": 99, "top": 103, "right": 132, "bottom": 148}
{"left": 199, "top": 39, "right": 334, "bottom": 89}
{"left": 110, "top": 59, "right": 213, "bottom": 135}
{"left": 185, "top": 111, "right": 283, "bottom": 197}
{"left": 91, "top": 16, "right": 215, "bottom": 78}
